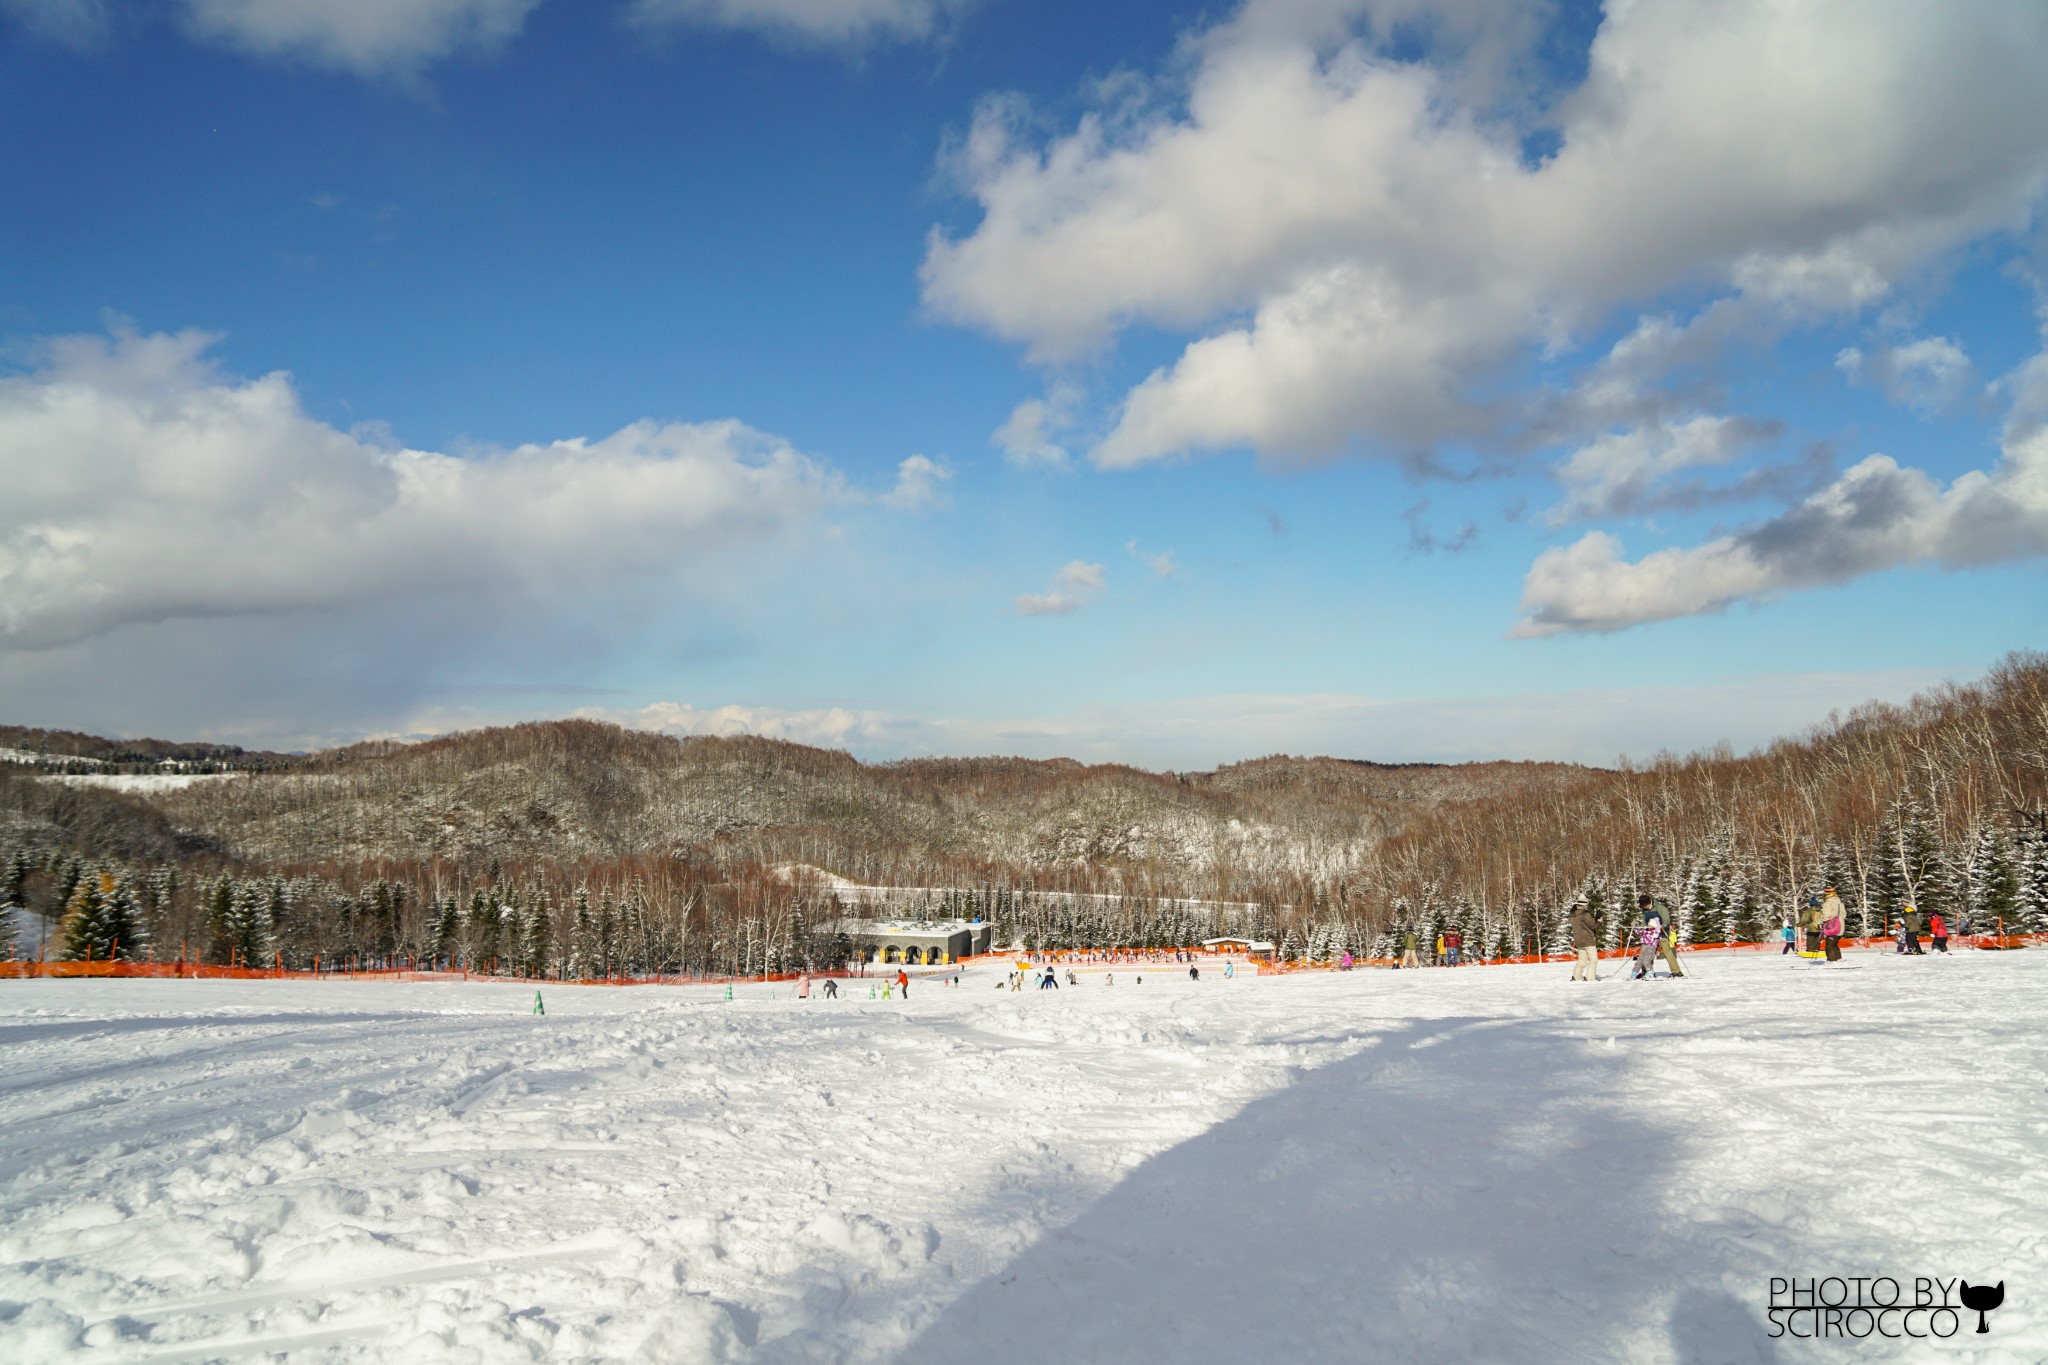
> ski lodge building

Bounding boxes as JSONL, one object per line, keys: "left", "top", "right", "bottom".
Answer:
{"left": 841, "top": 918, "right": 995, "bottom": 965}
{"left": 1202, "top": 936, "right": 1278, "bottom": 960}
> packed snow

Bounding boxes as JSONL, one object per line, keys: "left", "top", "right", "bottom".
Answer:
{"left": 1, "top": 950, "right": 2041, "bottom": 1363}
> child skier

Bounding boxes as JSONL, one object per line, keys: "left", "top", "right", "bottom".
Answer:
{"left": 1631, "top": 901, "right": 1667, "bottom": 979}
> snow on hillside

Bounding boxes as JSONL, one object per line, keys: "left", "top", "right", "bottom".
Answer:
{"left": 40, "top": 773, "right": 239, "bottom": 793}
{"left": 1, "top": 953, "right": 2040, "bottom": 1363}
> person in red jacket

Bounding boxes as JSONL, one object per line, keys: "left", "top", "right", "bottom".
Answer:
{"left": 896, "top": 968, "right": 910, "bottom": 998}
{"left": 1929, "top": 911, "right": 1950, "bottom": 953}
{"left": 1444, "top": 928, "right": 1464, "bottom": 966}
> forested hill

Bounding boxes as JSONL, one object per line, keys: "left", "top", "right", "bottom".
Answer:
{"left": 4, "top": 652, "right": 2045, "bottom": 975}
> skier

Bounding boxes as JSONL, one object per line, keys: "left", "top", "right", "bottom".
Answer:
{"left": 1631, "top": 917, "right": 1663, "bottom": 979}
{"left": 1066, "top": 969, "right": 1077, "bottom": 987}
{"left": 1569, "top": 899, "right": 1601, "bottom": 981}
{"left": 822, "top": 978, "right": 839, "bottom": 999}
{"left": 1189, "top": 964, "right": 1200, "bottom": 981}
{"left": 1900, "top": 906, "right": 1925, "bottom": 955}
{"left": 797, "top": 974, "right": 811, "bottom": 999}
{"left": 1780, "top": 919, "right": 1796, "bottom": 955}
{"left": 1040, "top": 966, "right": 1058, "bottom": 989}
{"left": 1640, "top": 895, "right": 1684, "bottom": 977}
{"left": 1929, "top": 910, "right": 1949, "bottom": 953}
{"left": 896, "top": 968, "right": 910, "bottom": 998}
{"left": 1223, "top": 960, "right": 1235, "bottom": 979}
{"left": 1105, "top": 973, "right": 1114, "bottom": 987}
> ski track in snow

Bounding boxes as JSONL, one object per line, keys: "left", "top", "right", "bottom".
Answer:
{"left": 0, "top": 952, "right": 2042, "bottom": 1363}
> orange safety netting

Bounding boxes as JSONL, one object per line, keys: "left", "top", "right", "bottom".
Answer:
{"left": 1, "top": 933, "right": 2033, "bottom": 983}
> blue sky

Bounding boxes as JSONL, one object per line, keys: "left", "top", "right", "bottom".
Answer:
{"left": 3, "top": 0, "right": 2046, "bottom": 764}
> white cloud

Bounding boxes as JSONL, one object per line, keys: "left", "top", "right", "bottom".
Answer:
{"left": 592, "top": 667, "right": 1952, "bottom": 767}
{"left": 1513, "top": 427, "right": 2048, "bottom": 636}
{"left": 1836, "top": 335, "right": 1974, "bottom": 413}
{"left": 1014, "top": 559, "right": 1106, "bottom": 616}
{"left": 923, "top": 0, "right": 2048, "bottom": 464}
{"left": 589, "top": 700, "right": 904, "bottom": 749}
{"left": 1546, "top": 415, "right": 1781, "bottom": 525}
{"left": 877, "top": 454, "right": 951, "bottom": 510}
{"left": 992, "top": 384, "right": 1079, "bottom": 469}
{"left": 631, "top": 0, "right": 966, "bottom": 46}
{"left": 0, "top": 328, "right": 840, "bottom": 649}
{"left": 1125, "top": 539, "right": 1178, "bottom": 577}
{"left": 180, "top": 0, "right": 540, "bottom": 76}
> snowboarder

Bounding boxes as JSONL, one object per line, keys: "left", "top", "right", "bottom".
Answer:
{"left": 1798, "top": 898, "right": 1824, "bottom": 958}
{"left": 1929, "top": 911, "right": 1950, "bottom": 953}
{"left": 1569, "top": 899, "right": 1601, "bottom": 981}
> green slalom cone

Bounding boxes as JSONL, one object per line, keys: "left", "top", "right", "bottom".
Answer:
{"left": 725, "top": 983, "right": 733, "bottom": 1002}
{"left": 533, "top": 991, "right": 545, "bottom": 1016}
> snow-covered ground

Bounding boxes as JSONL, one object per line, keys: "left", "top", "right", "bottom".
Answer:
{"left": 1, "top": 951, "right": 2040, "bottom": 1364}
{"left": 38, "top": 773, "right": 238, "bottom": 792}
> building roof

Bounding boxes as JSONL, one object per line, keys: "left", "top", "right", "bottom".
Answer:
{"left": 833, "top": 918, "right": 988, "bottom": 937}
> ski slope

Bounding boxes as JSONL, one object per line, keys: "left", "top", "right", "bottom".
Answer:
{"left": 1, "top": 951, "right": 2040, "bottom": 1363}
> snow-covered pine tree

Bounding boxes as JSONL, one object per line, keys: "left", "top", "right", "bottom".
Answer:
{"left": 433, "top": 897, "right": 460, "bottom": 969}
{"left": 4, "top": 849, "right": 30, "bottom": 909}
{"left": 56, "top": 872, "right": 107, "bottom": 961}
{"left": 205, "top": 875, "right": 236, "bottom": 964}
{"left": 568, "top": 888, "right": 596, "bottom": 980}
{"left": 2019, "top": 835, "right": 2048, "bottom": 935}
{"left": 597, "top": 890, "right": 618, "bottom": 976}
{"left": 1965, "top": 825, "right": 2020, "bottom": 936}
{"left": 222, "top": 881, "right": 274, "bottom": 968}
{"left": 58, "top": 870, "right": 142, "bottom": 961}
{"left": 523, "top": 891, "right": 554, "bottom": 979}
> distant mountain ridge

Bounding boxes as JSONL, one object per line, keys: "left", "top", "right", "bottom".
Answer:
{"left": 0, "top": 718, "right": 1596, "bottom": 894}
